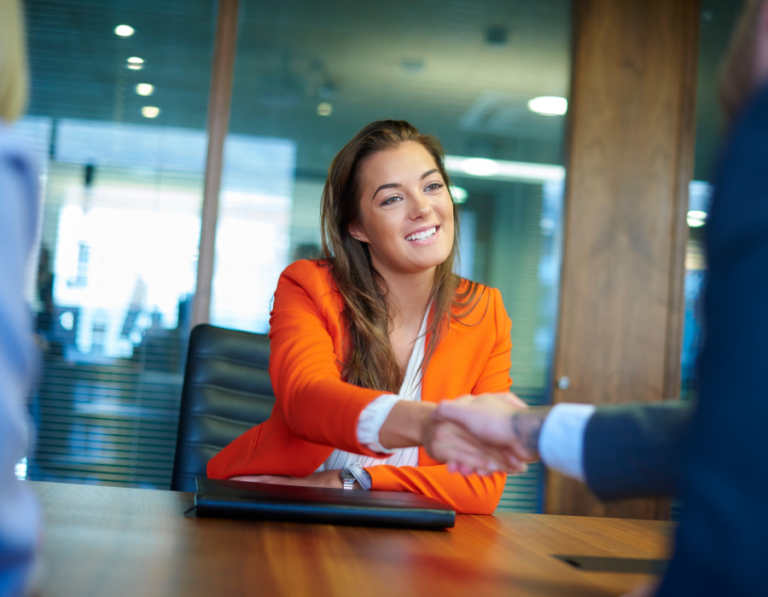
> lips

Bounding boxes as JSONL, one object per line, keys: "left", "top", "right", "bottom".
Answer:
{"left": 405, "top": 226, "right": 439, "bottom": 242}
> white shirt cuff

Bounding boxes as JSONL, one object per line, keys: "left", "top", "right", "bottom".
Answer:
{"left": 539, "top": 403, "right": 596, "bottom": 482}
{"left": 356, "top": 394, "right": 402, "bottom": 454}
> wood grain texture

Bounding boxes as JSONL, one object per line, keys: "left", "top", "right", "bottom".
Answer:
{"left": 191, "top": 0, "right": 240, "bottom": 327}
{"left": 547, "top": 0, "right": 700, "bottom": 519}
{"left": 33, "top": 482, "right": 673, "bottom": 597}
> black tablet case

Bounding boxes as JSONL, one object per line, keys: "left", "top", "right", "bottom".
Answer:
{"left": 195, "top": 478, "right": 456, "bottom": 530}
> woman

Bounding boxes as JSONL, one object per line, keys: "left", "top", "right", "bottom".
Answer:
{"left": 0, "top": 0, "right": 43, "bottom": 594}
{"left": 208, "top": 120, "right": 518, "bottom": 514}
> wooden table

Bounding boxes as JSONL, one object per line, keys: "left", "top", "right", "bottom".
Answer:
{"left": 32, "top": 481, "right": 673, "bottom": 597}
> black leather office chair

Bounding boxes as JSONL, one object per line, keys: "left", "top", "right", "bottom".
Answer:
{"left": 171, "top": 324, "right": 275, "bottom": 492}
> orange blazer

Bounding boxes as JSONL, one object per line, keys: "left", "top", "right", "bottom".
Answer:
{"left": 207, "top": 259, "right": 513, "bottom": 514}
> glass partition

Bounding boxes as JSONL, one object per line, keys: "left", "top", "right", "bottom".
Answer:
{"left": 18, "top": 0, "right": 216, "bottom": 487}
{"left": 217, "top": 0, "right": 573, "bottom": 512}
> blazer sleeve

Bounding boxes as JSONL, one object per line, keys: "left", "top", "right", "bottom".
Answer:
{"left": 268, "top": 263, "right": 392, "bottom": 457}
{"left": 367, "top": 465, "right": 506, "bottom": 515}
{"left": 366, "top": 288, "right": 512, "bottom": 515}
{"left": 583, "top": 401, "right": 694, "bottom": 501}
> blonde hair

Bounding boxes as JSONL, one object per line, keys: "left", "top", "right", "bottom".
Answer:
{"left": 720, "top": 0, "right": 767, "bottom": 124}
{"left": 0, "top": 0, "right": 29, "bottom": 122}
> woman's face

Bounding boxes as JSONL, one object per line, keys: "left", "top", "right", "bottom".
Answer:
{"left": 349, "top": 141, "right": 454, "bottom": 277}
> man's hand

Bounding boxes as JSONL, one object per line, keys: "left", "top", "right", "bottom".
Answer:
{"left": 230, "top": 469, "right": 346, "bottom": 489}
{"left": 423, "top": 417, "right": 528, "bottom": 476}
{"left": 432, "top": 393, "right": 551, "bottom": 473}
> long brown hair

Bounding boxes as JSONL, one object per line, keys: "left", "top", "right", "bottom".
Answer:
{"left": 319, "top": 120, "right": 483, "bottom": 393}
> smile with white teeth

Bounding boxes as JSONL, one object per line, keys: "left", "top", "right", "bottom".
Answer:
{"left": 405, "top": 226, "right": 438, "bottom": 242}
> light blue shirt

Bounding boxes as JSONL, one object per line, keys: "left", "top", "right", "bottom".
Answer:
{"left": 539, "top": 403, "right": 596, "bottom": 482}
{"left": 0, "top": 123, "right": 42, "bottom": 597}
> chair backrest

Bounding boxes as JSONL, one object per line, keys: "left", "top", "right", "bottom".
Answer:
{"left": 171, "top": 324, "right": 275, "bottom": 491}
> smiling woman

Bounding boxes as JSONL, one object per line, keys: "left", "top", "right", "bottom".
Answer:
{"left": 207, "top": 120, "right": 523, "bottom": 514}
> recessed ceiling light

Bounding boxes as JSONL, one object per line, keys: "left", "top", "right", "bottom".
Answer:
{"left": 136, "top": 83, "right": 154, "bottom": 96}
{"left": 141, "top": 106, "right": 160, "bottom": 118}
{"left": 450, "top": 186, "right": 468, "bottom": 203}
{"left": 127, "top": 64, "right": 143, "bottom": 70}
{"left": 127, "top": 56, "right": 144, "bottom": 64}
{"left": 528, "top": 96, "right": 568, "bottom": 116}
{"left": 115, "top": 25, "right": 135, "bottom": 37}
{"left": 317, "top": 102, "right": 332, "bottom": 116}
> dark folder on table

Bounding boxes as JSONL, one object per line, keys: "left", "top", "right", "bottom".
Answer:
{"left": 195, "top": 478, "right": 455, "bottom": 530}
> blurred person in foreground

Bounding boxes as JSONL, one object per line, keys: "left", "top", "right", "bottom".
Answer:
{"left": 0, "top": 0, "right": 43, "bottom": 596}
{"left": 428, "top": 1, "right": 768, "bottom": 595}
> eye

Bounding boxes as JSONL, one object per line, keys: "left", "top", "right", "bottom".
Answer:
{"left": 381, "top": 195, "right": 403, "bottom": 206}
{"left": 425, "top": 182, "right": 444, "bottom": 192}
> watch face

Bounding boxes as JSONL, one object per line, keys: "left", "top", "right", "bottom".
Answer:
{"left": 340, "top": 469, "right": 355, "bottom": 481}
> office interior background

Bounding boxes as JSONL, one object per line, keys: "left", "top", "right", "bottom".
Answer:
{"left": 11, "top": 0, "right": 738, "bottom": 514}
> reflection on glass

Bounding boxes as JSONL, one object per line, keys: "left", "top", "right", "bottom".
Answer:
{"left": 210, "top": 136, "right": 297, "bottom": 332}
{"left": 23, "top": 0, "right": 216, "bottom": 488}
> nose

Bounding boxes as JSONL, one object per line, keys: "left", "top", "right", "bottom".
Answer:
{"left": 410, "top": 192, "right": 432, "bottom": 219}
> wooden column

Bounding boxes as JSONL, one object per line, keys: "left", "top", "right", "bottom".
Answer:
{"left": 191, "top": 0, "right": 240, "bottom": 327}
{"left": 546, "top": 0, "right": 700, "bottom": 519}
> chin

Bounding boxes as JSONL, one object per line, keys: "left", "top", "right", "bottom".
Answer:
{"left": 408, "top": 248, "right": 453, "bottom": 272}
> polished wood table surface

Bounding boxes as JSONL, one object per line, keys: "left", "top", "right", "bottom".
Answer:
{"left": 32, "top": 481, "right": 673, "bottom": 597}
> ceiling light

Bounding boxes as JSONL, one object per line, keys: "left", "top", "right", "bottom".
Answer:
{"left": 528, "top": 96, "right": 568, "bottom": 116}
{"left": 127, "top": 64, "right": 143, "bottom": 70}
{"left": 317, "top": 102, "right": 332, "bottom": 116}
{"left": 136, "top": 83, "right": 154, "bottom": 96}
{"left": 460, "top": 158, "right": 500, "bottom": 177}
{"left": 445, "top": 155, "right": 565, "bottom": 183}
{"left": 450, "top": 186, "right": 468, "bottom": 203}
{"left": 141, "top": 106, "right": 160, "bottom": 118}
{"left": 127, "top": 57, "right": 144, "bottom": 64}
{"left": 115, "top": 25, "right": 135, "bottom": 37}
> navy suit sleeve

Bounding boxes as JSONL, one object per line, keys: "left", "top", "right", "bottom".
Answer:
{"left": 583, "top": 401, "right": 693, "bottom": 501}
{"left": 658, "top": 87, "right": 768, "bottom": 597}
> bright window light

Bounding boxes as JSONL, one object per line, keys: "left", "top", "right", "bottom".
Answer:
{"left": 15, "top": 457, "right": 27, "bottom": 480}
{"left": 687, "top": 210, "right": 707, "bottom": 228}
{"left": 317, "top": 102, "right": 332, "bottom": 116}
{"left": 59, "top": 311, "right": 75, "bottom": 331}
{"left": 450, "top": 186, "right": 468, "bottom": 203}
{"left": 114, "top": 25, "right": 135, "bottom": 37}
{"left": 141, "top": 106, "right": 160, "bottom": 118}
{"left": 127, "top": 56, "right": 144, "bottom": 64}
{"left": 528, "top": 96, "right": 568, "bottom": 116}
{"left": 460, "top": 158, "right": 500, "bottom": 177}
{"left": 445, "top": 155, "right": 565, "bottom": 183}
{"left": 136, "top": 83, "right": 154, "bottom": 96}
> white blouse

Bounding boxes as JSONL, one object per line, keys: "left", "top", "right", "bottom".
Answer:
{"left": 315, "top": 308, "right": 430, "bottom": 487}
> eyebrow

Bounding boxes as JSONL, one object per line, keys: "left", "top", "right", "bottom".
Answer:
{"left": 372, "top": 169, "right": 440, "bottom": 201}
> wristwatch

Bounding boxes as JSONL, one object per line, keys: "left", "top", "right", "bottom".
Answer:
{"left": 340, "top": 468, "right": 356, "bottom": 490}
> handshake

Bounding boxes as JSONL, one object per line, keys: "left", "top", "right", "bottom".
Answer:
{"left": 424, "top": 393, "right": 551, "bottom": 476}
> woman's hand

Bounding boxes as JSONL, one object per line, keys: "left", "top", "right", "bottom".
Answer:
{"left": 230, "top": 469, "right": 344, "bottom": 489}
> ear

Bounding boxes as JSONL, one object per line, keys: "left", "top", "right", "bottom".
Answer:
{"left": 348, "top": 222, "right": 369, "bottom": 243}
